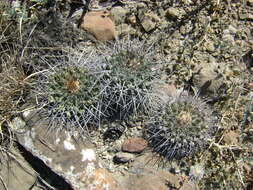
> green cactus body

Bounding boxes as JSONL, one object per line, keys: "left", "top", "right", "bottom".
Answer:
{"left": 96, "top": 39, "right": 163, "bottom": 120}
{"left": 145, "top": 95, "right": 217, "bottom": 160}
{"left": 35, "top": 62, "right": 107, "bottom": 133}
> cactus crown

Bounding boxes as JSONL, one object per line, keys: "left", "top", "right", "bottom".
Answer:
{"left": 46, "top": 66, "right": 101, "bottom": 107}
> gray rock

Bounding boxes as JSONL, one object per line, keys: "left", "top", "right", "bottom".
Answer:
{"left": 141, "top": 19, "right": 157, "bottom": 32}
{"left": 138, "top": 12, "right": 160, "bottom": 32}
{"left": 15, "top": 116, "right": 122, "bottom": 190}
{"left": 166, "top": 7, "right": 182, "bottom": 19}
{"left": 0, "top": 147, "right": 48, "bottom": 190}
{"left": 9, "top": 117, "right": 26, "bottom": 133}
{"left": 192, "top": 62, "right": 225, "bottom": 94}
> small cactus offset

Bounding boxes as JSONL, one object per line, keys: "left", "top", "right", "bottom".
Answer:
{"left": 144, "top": 94, "right": 217, "bottom": 160}
{"left": 95, "top": 39, "right": 163, "bottom": 120}
{"left": 33, "top": 54, "right": 109, "bottom": 134}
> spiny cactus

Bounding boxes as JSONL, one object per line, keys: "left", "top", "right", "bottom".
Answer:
{"left": 33, "top": 54, "right": 109, "bottom": 134}
{"left": 94, "top": 39, "right": 164, "bottom": 120}
{"left": 144, "top": 94, "right": 217, "bottom": 160}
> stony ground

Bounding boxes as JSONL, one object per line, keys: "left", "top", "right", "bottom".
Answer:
{"left": 0, "top": 0, "right": 253, "bottom": 190}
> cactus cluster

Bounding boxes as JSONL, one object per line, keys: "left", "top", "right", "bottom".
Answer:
{"left": 144, "top": 95, "right": 217, "bottom": 160}
{"left": 32, "top": 39, "right": 217, "bottom": 160}
{"left": 33, "top": 39, "right": 163, "bottom": 134}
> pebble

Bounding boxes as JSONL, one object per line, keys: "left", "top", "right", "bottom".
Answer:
{"left": 113, "top": 152, "right": 135, "bottom": 164}
{"left": 122, "top": 138, "right": 148, "bottom": 153}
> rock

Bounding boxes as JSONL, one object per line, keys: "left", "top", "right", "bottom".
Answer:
{"left": 192, "top": 62, "right": 224, "bottom": 95}
{"left": 111, "top": 7, "right": 127, "bottom": 25}
{"left": 9, "top": 117, "right": 26, "bottom": 133}
{"left": 122, "top": 138, "right": 148, "bottom": 153}
{"left": 117, "top": 24, "right": 136, "bottom": 37}
{"left": 80, "top": 10, "right": 117, "bottom": 42}
{"left": 180, "top": 181, "right": 200, "bottom": 190}
{"left": 113, "top": 152, "right": 135, "bottom": 164}
{"left": 166, "top": 7, "right": 181, "bottom": 19}
{"left": 80, "top": 168, "right": 122, "bottom": 190}
{"left": 138, "top": 12, "right": 160, "bottom": 32}
{"left": 247, "top": 82, "right": 253, "bottom": 89}
{"left": 0, "top": 147, "right": 43, "bottom": 190}
{"left": 141, "top": 19, "right": 157, "bottom": 32}
{"left": 126, "top": 170, "right": 181, "bottom": 190}
{"left": 152, "top": 83, "right": 178, "bottom": 104}
{"left": 223, "top": 130, "right": 240, "bottom": 145}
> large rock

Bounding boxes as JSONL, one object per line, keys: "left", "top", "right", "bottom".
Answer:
{"left": 0, "top": 148, "right": 41, "bottom": 190}
{"left": 13, "top": 116, "right": 122, "bottom": 190}
{"left": 80, "top": 10, "right": 117, "bottom": 42}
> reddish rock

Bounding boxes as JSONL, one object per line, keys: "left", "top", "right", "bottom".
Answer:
{"left": 122, "top": 138, "right": 148, "bottom": 153}
{"left": 80, "top": 10, "right": 117, "bottom": 42}
{"left": 247, "top": 82, "right": 253, "bottom": 89}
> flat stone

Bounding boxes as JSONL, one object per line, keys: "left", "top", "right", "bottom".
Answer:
{"left": 113, "top": 152, "right": 135, "bottom": 164}
{"left": 0, "top": 147, "right": 40, "bottom": 190}
{"left": 80, "top": 10, "right": 117, "bottom": 42}
{"left": 80, "top": 168, "right": 122, "bottom": 190}
{"left": 122, "top": 138, "right": 148, "bottom": 153}
{"left": 125, "top": 169, "right": 181, "bottom": 190}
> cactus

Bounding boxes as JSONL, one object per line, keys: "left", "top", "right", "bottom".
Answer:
{"left": 144, "top": 94, "right": 217, "bottom": 160}
{"left": 33, "top": 54, "right": 109, "bottom": 134}
{"left": 94, "top": 39, "right": 163, "bottom": 120}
